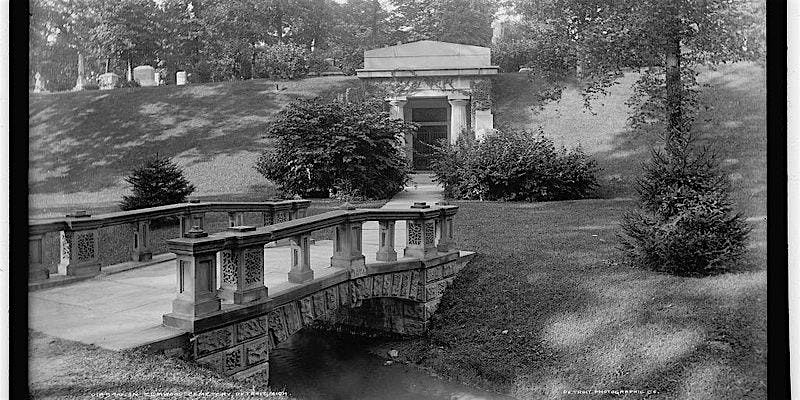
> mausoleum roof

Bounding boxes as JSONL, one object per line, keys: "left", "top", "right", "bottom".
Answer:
{"left": 357, "top": 40, "right": 499, "bottom": 78}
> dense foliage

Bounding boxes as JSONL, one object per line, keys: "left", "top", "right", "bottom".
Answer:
{"left": 389, "top": 0, "right": 497, "bottom": 46}
{"left": 431, "top": 130, "right": 598, "bottom": 201}
{"left": 254, "top": 99, "right": 415, "bottom": 200}
{"left": 620, "top": 143, "right": 750, "bottom": 276}
{"left": 254, "top": 42, "right": 310, "bottom": 79}
{"left": 504, "top": 0, "right": 764, "bottom": 132}
{"left": 120, "top": 155, "right": 195, "bottom": 211}
{"left": 30, "top": 0, "right": 499, "bottom": 90}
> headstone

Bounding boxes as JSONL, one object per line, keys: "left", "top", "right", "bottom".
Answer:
{"left": 33, "top": 72, "right": 47, "bottom": 93}
{"left": 133, "top": 65, "right": 157, "bottom": 87}
{"left": 127, "top": 61, "right": 133, "bottom": 82}
{"left": 176, "top": 71, "right": 187, "bottom": 85}
{"left": 98, "top": 72, "right": 120, "bottom": 90}
{"left": 518, "top": 67, "right": 532, "bottom": 73}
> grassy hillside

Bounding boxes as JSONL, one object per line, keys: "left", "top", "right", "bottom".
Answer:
{"left": 493, "top": 62, "right": 766, "bottom": 217}
{"left": 29, "top": 76, "right": 360, "bottom": 215}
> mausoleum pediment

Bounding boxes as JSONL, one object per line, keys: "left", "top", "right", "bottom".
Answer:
{"left": 359, "top": 40, "right": 497, "bottom": 72}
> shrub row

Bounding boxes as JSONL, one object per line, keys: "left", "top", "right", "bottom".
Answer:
{"left": 431, "top": 130, "right": 599, "bottom": 201}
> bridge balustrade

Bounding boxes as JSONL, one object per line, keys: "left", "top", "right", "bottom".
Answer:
{"left": 27, "top": 200, "right": 311, "bottom": 284}
{"left": 162, "top": 202, "right": 458, "bottom": 329}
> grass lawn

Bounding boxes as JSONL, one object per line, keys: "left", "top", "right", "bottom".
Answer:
{"left": 387, "top": 62, "right": 767, "bottom": 399}
{"left": 28, "top": 330, "right": 294, "bottom": 400}
{"left": 392, "top": 200, "right": 766, "bottom": 399}
{"left": 29, "top": 76, "right": 360, "bottom": 215}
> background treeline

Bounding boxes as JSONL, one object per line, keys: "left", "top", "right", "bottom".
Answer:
{"left": 29, "top": 0, "right": 498, "bottom": 91}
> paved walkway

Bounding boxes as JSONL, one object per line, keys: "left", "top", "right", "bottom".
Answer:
{"left": 29, "top": 174, "right": 443, "bottom": 350}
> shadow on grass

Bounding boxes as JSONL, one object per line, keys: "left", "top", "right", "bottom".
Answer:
{"left": 29, "top": 76, "right": 360, "bottom": 195}
{"left": 401, "top": 199, "right": 766, "bottom": 399}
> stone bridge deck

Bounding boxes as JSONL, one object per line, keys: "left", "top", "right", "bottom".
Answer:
{"left": 29, "top": 174, "right": 450, "bottom": 352}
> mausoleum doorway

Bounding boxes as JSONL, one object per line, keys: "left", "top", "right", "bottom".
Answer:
{"left": 408, "top": 97, "right": 450, "bottom": 170}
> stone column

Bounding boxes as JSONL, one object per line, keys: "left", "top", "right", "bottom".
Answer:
{"left": 132, "top": 220, "right": 153, "bottom": 262}
{"left": 180, "top": 213, "right": 205, "bottom": 237}
{"left": 219, "top": 245, "right": 268, "bottom": 304}
{"left": 228, "top": 212, "right": 245, "bottom": 227}
{"left": 388, "top": 97, "right": 412, "bottom": 161}
{"left": 58, "top": 229, "right": 101, "bottom": 276}
{"left": 29, "top": 234, "right": 48, "bottom": 281}
{"left": 437, "top": 215, "right": 456, "bottom": 252}
{"left": 288, "top": 234, "right": 314, "bottom": 283}
{"left": 388, "top": 97, "right": 407, "bottom": 121}
{"left": 376, "top": 220, "right": 397, "bottom": 262}
{"left": 331, "top": 222, "right": 366, "bottom": 275}
{"left": 448, "top": 95, "right": 469, "bottom": 144}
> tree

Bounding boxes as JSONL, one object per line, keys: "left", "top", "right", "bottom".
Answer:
{"left": 509, "top": 0, "right": 765, "bottom": 137}
{"left": 120, "top": 155, "right": 196, "bottom": 211}
{"left": 389, "top": 0, "right": 498, "bottom": 46}
{"left": 254, "top": 98, "right": 415, "bottom": 199}
{"left": 619, "top": 140, "right": 751, "bottom": 276}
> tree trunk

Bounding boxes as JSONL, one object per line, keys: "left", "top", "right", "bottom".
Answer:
{"left": 664, "top": 15, "right": 682, "bottom": 143}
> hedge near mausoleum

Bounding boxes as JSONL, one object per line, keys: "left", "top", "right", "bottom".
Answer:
{"left": 431, "top": 129, "right": 599, "bottom": 202}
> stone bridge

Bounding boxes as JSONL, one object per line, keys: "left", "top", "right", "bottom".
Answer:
{"left": 28, "top": 197, "right": 472, "bottom": 382}
{"left": 161, "top": 203, "right": 472, "bottom": 380}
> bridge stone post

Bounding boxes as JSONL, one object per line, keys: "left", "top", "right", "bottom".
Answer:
{"left": 58, "top": 228, "right": 101, "bottom": 276}
{"left": 404, "top": 203, "right": 438, "bottom": 259}
{"left": 132, "top": 220, "right": 153, "bottom": 261}
{"left": 288, "top": 234, "right": 314, "bottom": 283}
{"left": 437, "top": 213, "right": 456, "bottom": 252}
{"left": 29, "top": 234, "right": 49, "bottom": 281}
{"left": 180, "top": 213, "right": 205, "bottom": 237}
{"left": 376, "top": 220, "right": 397, "bottom": 262}
{"left": 165, "top": 228, "right": 222, "bottom": 327}
{"left": 219, "top": 245, "right": 268, "bottom": 304}
{"left": 228, "top": 212, "right": 245, "bottom": 227}
{"left": 331, "top": 221, "right": 366, "bottom": 275}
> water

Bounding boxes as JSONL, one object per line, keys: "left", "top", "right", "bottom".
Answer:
{"left": 268, "top": 330, "right": 515, "bottom": 400}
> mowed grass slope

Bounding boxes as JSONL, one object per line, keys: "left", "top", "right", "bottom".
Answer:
{"left": 391, "top": 62, "right": 766, "bottom": 399}
{"left": 29, "top": 76, "right": 360, "bottom": 214}
{"left": 493, "top": 62, "right": 766, "bottom": 217}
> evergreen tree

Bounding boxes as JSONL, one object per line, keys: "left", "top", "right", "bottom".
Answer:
{"left": 619, "top": 139, "right": 750, "bottom": 276}
{"left": 120, "top": 155, "right": 196, "bottom": 211}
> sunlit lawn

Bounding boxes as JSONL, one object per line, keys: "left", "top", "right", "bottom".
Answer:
{"left": 28, "top": 330, "right": 294, "bottom": 400}
{"left": 396, "top": 62, "right": 766, "bottom": 399}
{"left": 395, "top": 200, "right": 766, "bottom": 399}
{"left": 28, "top": 76, "right": 360, "bottom": 215}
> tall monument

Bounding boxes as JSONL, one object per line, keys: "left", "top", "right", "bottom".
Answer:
{"left": 73, "top": 53, "right": 86, "bottom": 91}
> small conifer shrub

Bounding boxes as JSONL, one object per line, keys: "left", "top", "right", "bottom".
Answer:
{"left": 120, "top": 155, "right": 196, "bottom": 211}
{"left": 619, "top": 143, "right": 750, "bottom": 276}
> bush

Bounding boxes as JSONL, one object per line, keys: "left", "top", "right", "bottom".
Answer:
{"left": 254, "top": 43, "right": 310, "bottom": 79}
{"left": 120, "top": 155, "right": 196, "bottom": 211}
{"left": 431, "top": 129, "right": 599, "bottom": 201}
{"left": 619, "top": 146, "right": 750, "bottom": 276}
{"left": 254, "top": 98, "right": 414, "bottom": 200}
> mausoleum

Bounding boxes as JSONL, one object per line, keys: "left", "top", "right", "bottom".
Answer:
{"left": 357, "top": 40, "right": 499, "bottom": 170}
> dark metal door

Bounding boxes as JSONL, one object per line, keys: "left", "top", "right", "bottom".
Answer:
{"left": 413, "top": 125, "right": 447, "bottom": 170}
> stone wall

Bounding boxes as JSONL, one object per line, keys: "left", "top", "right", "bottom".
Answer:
{"left": 187, "top": 254, "right": 471, "bottom": 379}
